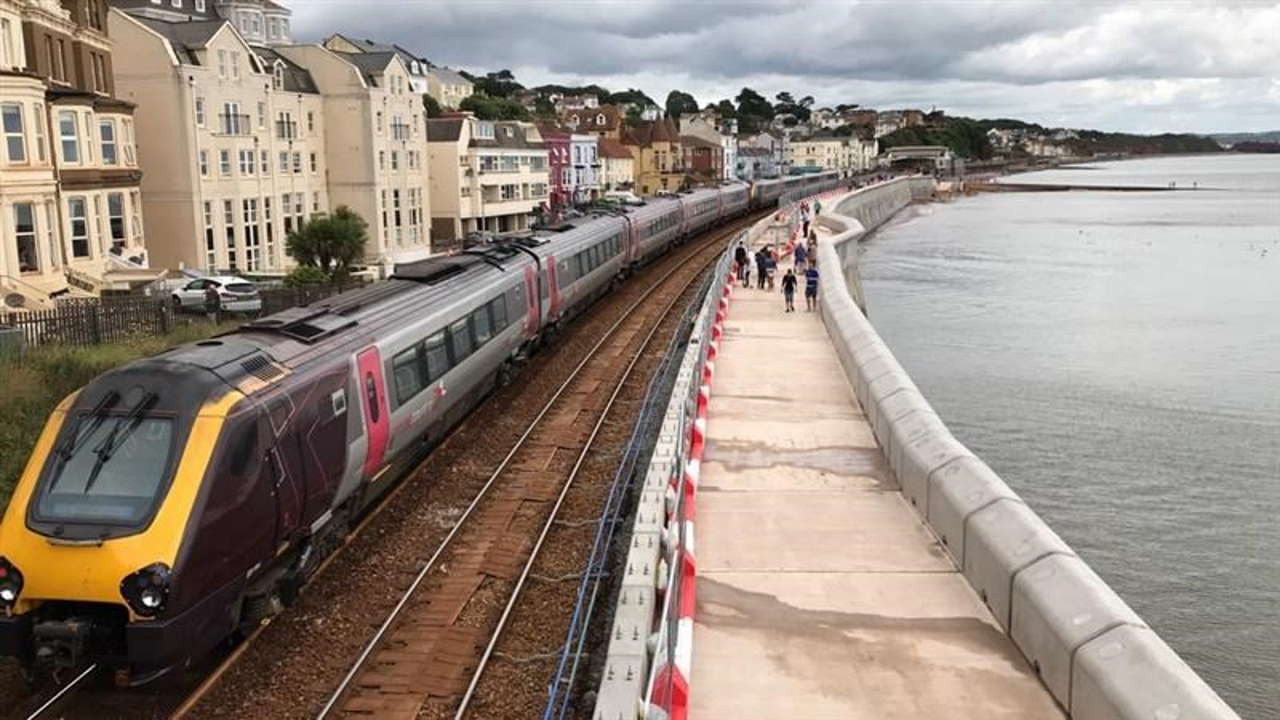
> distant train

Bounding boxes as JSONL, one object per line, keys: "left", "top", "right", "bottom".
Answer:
{"left": 0, "top": 171, "right": 842, "bottom": 683}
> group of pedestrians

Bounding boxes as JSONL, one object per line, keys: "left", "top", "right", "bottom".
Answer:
{"left": 733, "top": 229, "right": 820, "bottom": 314}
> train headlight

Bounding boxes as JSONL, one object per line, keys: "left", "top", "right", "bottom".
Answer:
{"left": 120, "top": 563, "right": 171, "bottom": 618}
{"left": 0, "top": 557, "right": 22, "bottom": 608}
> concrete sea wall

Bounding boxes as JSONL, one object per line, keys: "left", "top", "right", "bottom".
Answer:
{"left": 816, "top": 179, "right": 1240, "bottom": 719}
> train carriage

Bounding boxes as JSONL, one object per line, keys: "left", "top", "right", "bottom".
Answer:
{"left": 679, "top": 187, "right": 723, "bottom": 238}
{"left": 625, "top": 198, "right": 684, "bottom": 263}
{"left": 720, "top": 182, "right": 749, "bottom": 218}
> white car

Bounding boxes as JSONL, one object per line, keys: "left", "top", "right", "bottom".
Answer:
{"left": 603, "top": 190, "right": 644, "bottom": 205}
{"left": 171, "top": 276, "right": 263, "bottom": 314}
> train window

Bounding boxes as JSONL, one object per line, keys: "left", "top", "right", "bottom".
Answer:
{"left": 449, "top": 318, "right": 473, "bottom": 363}
{"left": 558, "top": 260, "right": 573, "bottom": 289}
{"left": 35, "top": 414, "right": 176, "bottom": 527}
{"left": 574, "top": 252, "right": 586, "bottom": 279}
{"left": 472, "top": 305, "right": 493, "bottom": 346}
{"left": 424, "top": 332, "right": 449, "bottom": 382}
{"left": 491, "top": 297, "right": 508, "bottom": 330}
{"left": 540, "top": 269, "right": 548, "bottom": 301}
{"left": 393, "top": 346, "right": 426, "bottom": 405}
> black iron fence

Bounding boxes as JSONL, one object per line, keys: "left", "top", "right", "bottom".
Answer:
{"left": 0, "top": 282, "right": 365, "bottom": 350}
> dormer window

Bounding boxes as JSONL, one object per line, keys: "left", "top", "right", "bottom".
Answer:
{"left": 475, "top": 121, "right": 494, "bottom": 140}
{"left": 596, "top": 113, "right": 605, "bottom": 125}
{"left": 273, "top": 62, "right": 284, "bottom": 90}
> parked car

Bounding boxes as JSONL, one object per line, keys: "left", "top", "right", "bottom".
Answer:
{"left": 171, "top": 276, "right": 262, "bottom": 314}
{"left": 603, "top": 190, "right": 644, "bottom": 205}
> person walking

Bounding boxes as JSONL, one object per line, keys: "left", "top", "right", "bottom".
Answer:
{"left": 793, "top": 240, "right": 808, "bottom": 273}
{"left": 734, "top": 242, "right": 749, "bottom": 284}
{"left": 814, "top": 199, "right": 822, "bottom": 216}
{"left": 781, "top": 269, "right": 797, "bottom": 313}
{"left": 800, "top": 204, "right": 811, "bottom": 239}
{"left": 765, "top": 248, "right": 777, "bottom": 290}
{"left": 204, "top": 283, "right": 221, "bottom": 324}
{"left": 806, "top": 231, "right": 818, "bottom": 265}
{"left": 804, "top": 262, "right": 819, "bottom": 311}
{"left": 755, "top": 249, "right": 768, "bottom": 289}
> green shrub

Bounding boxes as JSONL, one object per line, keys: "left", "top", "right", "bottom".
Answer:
{"left": 283, "top": 265, "right": 330, "bottom": 288}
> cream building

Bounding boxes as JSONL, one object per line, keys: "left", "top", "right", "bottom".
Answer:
{"left": 426, "top": 66, "right": 472, "bottom": 109}
{"left": 110, "top": 8, "right": 329, "bottom": 275}
{"left": 787, "top": 133, "right": 879, "bottom": 176}
{"left": 2, "top": 0, "right": 152, "bottom": 310}
{"left": 597, "top": 137, "right": 634, "bottom": 191}
{"left": 277, "top": 45, "right": 432, "bottom": 268}
{"left": 427, "top": 114, "right": 548, "bottom": 245}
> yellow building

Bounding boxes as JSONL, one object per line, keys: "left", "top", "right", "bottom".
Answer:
{"left": 622, "top": 117, "right": 684, "bottom": 196}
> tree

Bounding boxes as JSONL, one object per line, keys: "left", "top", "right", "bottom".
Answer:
{"left": 459, "top": 94, "right": 529, "bottom": 121}
{"left": 734, "top": 87, "right": 774, "bottom": 133}
{"left": 665, "top": 90, "right": 699, "bottom": 120}
{"left": 423, "top": 93, "right": 442, "bottom": 118}
{"left": 715, "top": 99, "right": 737, "bottom": 120}
{"left": 607, "top": 88, "right": 656, "bottom": 108}
{"left": 465, "top": 69, "right": 524, "bottom": 98}
{"left": 773, "top": 91, "right": 814, "bottom": 123}
{"left": 533, "top": 97, "right": 556, "bottom": 118}
{"left": 624, "top": 105, "right": 644, "bottom": 127}
{"left": 285, "top": 206, "right": 368, "bottom": 279}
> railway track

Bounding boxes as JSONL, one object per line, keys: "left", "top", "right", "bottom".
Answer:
{"left": 315, "top": 224, "right": 741, "bottom": 720}
{"left": 11, "top": 216, "right": 752, "bottom": 720}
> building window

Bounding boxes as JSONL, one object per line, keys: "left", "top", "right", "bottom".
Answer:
{"left": 58, "top": 111, "right": 79, "bottom": 164}
{"left": 195, "top": 0, "right": 205, "bottom": 11}
{"left": 243, "top": 198, "right": 260, "bottom": 271}
{"left": 32, "top": 104, "right": 46, "bottom": 163}
{"left": 375, "top": 111, "right": 383, "bottom": 134}
{"left": 230, "top": 52, "right": 241, "bottom": 81}
{"left": 311, "top": 193, "right": 319, "bottom": 214}
{"left": 68, "top": 197, "right": 89, "bottom": 258}
{"left": 278, "top": 151, "right": 288, "bottom": 173}
{"left": 378, "top": 151, "right": 385, "bottom": 170}
{"left": 223, "top": 199, "right": 237, "bottom": 269}
{"left": 0, "top": 18, "right": 15, "bottom": 70}
{"left": 291, "top": 151, "right": 301, "bottom": 174}
{"left": 1, "top": 103, "right": 24, "bottom": 163}
{"left": 217, "top": 50, "right": 227, "bottom": 79}
{"left": 199, "top": 149, "right": 209, "bottom": 176}
{"left": 99, "top": 119, "right": 117, "bottom": 165}
{"left": 263, "top": 197, "right": 274, "bottom": 267}
{"left": 390, "top": 151, "right": 399, "bottom": 171}
{"left": 14, "top": 203, "right": 37, "bottom": 273}
{"left": 257, "top": 102, "right": 266, "bottom": 129}
{"left": 131, "top": 191, "right": 142, "bottom": 240}
{"left": 309, "top": 152, "right": 317, "bottom": 173}
{"left": 195, "top": 96, "right": 205, "bottom": 127}
{"left": 273, "top": 63, "right": 283, "bottom": 91}
{"left": 261, "top": 149, "right": 269, "bottom": 175}
{"left": 501, "top": 184, "right": 518, "bottom": 201}
{"left": 81, "top": 112, "right": 94, "bottom": 164}
{"left": 219, "top": 149, "right": 231, "bottom": 175}
{"left": 203, "top": 201, "right": 216, "bottom": 268}
{"left": 108, "top": 193, "right": 126, "bottom": 248}
{"left": 306, "top": 111, "right": 314, "bottom": 133}
{"left": 239, "top": 149, "right": 255, "bottom": 175}
{"left": 221, "top": 102, "right": 244, "bottom": 135}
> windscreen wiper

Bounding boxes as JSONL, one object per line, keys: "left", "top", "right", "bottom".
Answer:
{"left": 55, "top": 391, "right": 121, "bottom": 460}
{"left": 83, "top": 392, "right": 158, "bottom": 495}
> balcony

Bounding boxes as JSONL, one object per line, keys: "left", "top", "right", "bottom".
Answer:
{"left": 276, "top": 120, "right": 298, "bottom": 141}
{"left": 216, "top": 113, "right": 252, "bottom": 136}
{"left": 391, "top": 124, "right": 411, "bottom": 141}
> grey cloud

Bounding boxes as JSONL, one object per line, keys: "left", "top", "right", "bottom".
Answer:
{"left": 290, "top": 0, "right": 1280, "bottom": 132}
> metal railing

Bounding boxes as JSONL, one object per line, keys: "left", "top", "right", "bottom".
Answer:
{"left": 216, "top": 113, "right": 251, "bottom": 136}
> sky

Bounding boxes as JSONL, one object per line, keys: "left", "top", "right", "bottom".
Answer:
{"left": 291, "top": 0, "right": 1280, "bottom": 135}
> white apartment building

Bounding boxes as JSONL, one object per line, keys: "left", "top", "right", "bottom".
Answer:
{"left": 277, "top": 46, "right": 431, "bottom": 270}
{"left": 110, "top": 9, "right": 329, "bottom": 274}
{"left": 569, "top": 133, "right": 598, "bottom": 204}
{"left": 427, "top": 115, "right": 549, "bottom": 245}
{"left": 2, "top": 0, "right": 152, "bottom": 310}
{"left": 427, "top": 66, "right": 472, "bottom": 109}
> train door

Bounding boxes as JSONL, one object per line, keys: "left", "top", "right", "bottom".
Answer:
{"left": 624, "top": 217, "right": 639, "bottom": 266}
{"left": 355, "top": 347, "right": 390, "bottom": 480}
{"left": 523, "top": 265, "right": 540, "bottom": 338}
{"left": 546, "top": 255, "right": 562, "bottom": 320}
{"left": 264, "top": 393, "right": 305, "bottom": 545}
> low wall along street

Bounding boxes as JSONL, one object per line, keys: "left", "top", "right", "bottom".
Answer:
{"left": 816, "top": 178, "right": 1240, "bottom": 719}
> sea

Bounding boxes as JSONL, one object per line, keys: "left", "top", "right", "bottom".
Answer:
{"left": 859, "top": 153, "right": 1280, "bottom": 717}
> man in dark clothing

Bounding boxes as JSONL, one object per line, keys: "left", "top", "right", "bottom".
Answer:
{"left": 755, "top": 250, "right": 767, "bottom": 289}
{"left": 781, "top": 269, "right": 797, "bottom": 313}
{"left": 804, "top": 264, "right": 819, "bottom": 311}
{"left": 734, "top": 243, "right": 749, "bottom": 283}
{"left": 793, "top": 241, "right": 808, "bottom": 272}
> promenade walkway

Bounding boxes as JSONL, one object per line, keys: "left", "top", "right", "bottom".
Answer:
{"left": 689, "top": 238, "right": 1065, "bottom": 718}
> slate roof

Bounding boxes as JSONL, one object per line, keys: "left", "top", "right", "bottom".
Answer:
{"left": 135, "top": 17, "right": 228, "bottom": 64}
{"left": 334, "top": 51, "right": 396, "bottom": 86}
{"left": 252, "top": 46, "right": 318, "bottom": 94}
{"left": 426, "top": 118, "right": 545, "bottom": 150}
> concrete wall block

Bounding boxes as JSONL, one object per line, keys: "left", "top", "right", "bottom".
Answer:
{"left": 963, "top": 499, "right": 1074, "bottom": 631}
{"left": 866, "top": 370, "right": 919, "bottom": 430}
{"left": 886, "top": 409, "right": 945, "bottom": 473}
{"left": 593, "top": 652, "right": 648, "bottom": 720}
{"left": 854, "top": 355, "right": 900, "bottom": 408}
{"left": 1011, "top": 554, "right": 1146, "bottom": 707}
{"left": 872, "top": 388, "right": 931, "bottom": 451}
{"left": 897, "top": 433, "right": 971, "bottom": 516}
{"left": 926, "top": 456, "right": 1019, "bottom": 566}
{"left": 1072, "top": 625, "right": 1241, "bottom": 720}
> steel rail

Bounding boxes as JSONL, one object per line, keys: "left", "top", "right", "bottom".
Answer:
{"left": 453, "top": 235, "right": 734, "bottom": 719}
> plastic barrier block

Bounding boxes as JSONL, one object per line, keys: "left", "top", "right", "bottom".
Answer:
{"left": 963, "top": 499, "right": 1074, "bottom": 631}
{"left": 1072, "top": 625, "right": 1241, "bottom": 720}
{"left": 1011, "top": 554, "right": 1146, "bottom": 708}
{"left": 926, "top": 456, "right": 1019, "bottom": 566}
{"left": 872, "top": 388, "right": 931, "bottom": 452}
{"left": 886, "top": 409, "right": 945, "bottom": 473}
{"left": 897, "top": 433, "right": 971, "bottom": 516}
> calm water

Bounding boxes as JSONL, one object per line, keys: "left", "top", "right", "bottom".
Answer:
{"left": 860, "top": 154, "right": 1280, "bottom": 717}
